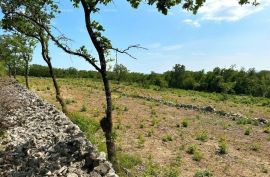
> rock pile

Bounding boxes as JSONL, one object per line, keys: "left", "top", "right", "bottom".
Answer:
{"left": 117, "top": 91, "right": 269, "bottom": 125}
{"left": 0, "top": 78, "right": 118, "bottom": 177}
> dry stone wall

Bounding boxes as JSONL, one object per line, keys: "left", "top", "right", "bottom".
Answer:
{"left": 0, "top": 78, "right": 118, "bottom": 177}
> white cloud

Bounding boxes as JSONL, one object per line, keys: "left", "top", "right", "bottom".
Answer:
{"left": 183, "top": 19, "right": 201, "bottom": 27}
{"left": 147, "top": 43, "right": 183, "bottom": 51}
{"left": 198, "top": 0, "right": 270, "bottom": 22}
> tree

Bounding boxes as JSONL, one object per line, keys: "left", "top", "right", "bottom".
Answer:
{"left": 113, "top": 64, "right": 128, "bottom": 84}
{"left": 5, "top": 34, "right": 36, "bottom": 88}
{"left": 0, "top": 1, "right": 68, "bottom": 114}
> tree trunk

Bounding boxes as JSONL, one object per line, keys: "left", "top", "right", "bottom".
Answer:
{"left": 8, "top": 65, "right": 11, "bottom": 77}
{"left": 47, "top": 61, "right": 67, "bottom": 114}
{"left": 40, "top": 34, "right": 67, "bottom": 114}
{"left": 81, "top": 0, "right": 116, "bottom": 163}
{"left": 100, "top": 71, "right": 116, "bottom": 163}
{"left": 25, "top": 59, "right": 29, "bottom": 89}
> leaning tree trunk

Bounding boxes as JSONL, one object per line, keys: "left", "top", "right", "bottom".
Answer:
{"left": 24, "top": 59, "right": 29, "bottom": 89}
{"left": 46, "top": 61, "right": 67, "bottom": 114}
{"left": 100, "top": 71, "right": 116, "bottom": 163}
{"left": 40, "top": 35, "right": 67, "bottom": 114}
{"left": 80, "top": 0, "right": 116, "bottom": 163}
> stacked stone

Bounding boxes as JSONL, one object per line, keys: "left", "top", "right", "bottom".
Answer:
{"left": 0, "top": 78, "right": 118, "bottom": 177}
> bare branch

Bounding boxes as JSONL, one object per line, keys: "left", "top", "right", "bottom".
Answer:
{"left": 110, "top": 44, "right": 148, "bottom": 60}
{"left": 10, "top": 11, "right": 102, "bottom": 72}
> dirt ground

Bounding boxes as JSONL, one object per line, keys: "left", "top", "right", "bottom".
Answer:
{"left": 22, "top": 77, "right": 270, "bottom": 177}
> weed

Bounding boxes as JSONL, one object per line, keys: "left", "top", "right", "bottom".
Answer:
{"left": 193, "top": 150, "right": 203, "bottom": 161}
{"left": 163, "top": 167, "right": 180, "bottom": 177}
{"left": 142, "top": 160, "right": 160, "bottom": 177}
{"left": 182, "top": 119, "right": 189, "bottom": 128}
{"left": 244, "top": 127, "right": 252, "bottom": 135}
{"left": 261, "top": 166, "right": 268, "bottom": 174}
{"left": 151, "top": 117, "right": 159, "bottom": 126}
{"left": 80, "top": 105, "right": 87, "bottom": 112}
{"left": 186, "top": 144, "right": 197, "bottom": 154}
{"left": 194, "top": 169, "right": 213, "bottom": 177}
{"left": 250, "top": 143, "right": 260, "bottom": 151}
{"left": 123, "top": 106, "right": 129, "bottom": 112}
{"left": 196, "top": 131, "right": 208, "bottom": 142}
{"left": 0, "top": 128, "right": 5, "bottom": 139}
{"left": 65, "top": 98, "right": 75, "bottom": 105}
{"left": 68, "top": 112, "right": 105, "bottom": 151}
{"left": 218, "top": 138, "right": 228, "bottom": 155}
{"left": 162, "top": 134, "right": 173, "bottom": 142}
{"left": 263, "top": 127, "right": 270, "bottom": 134}
{"left": 137, "top": 134, "right": 145, "bottom": 148}
{"left": 147, "top": 128, "right": 154, "bottom": 137}
{"left": 237, "top": 118, "right": 252, "bottom": 125}
{"left": 115, "top": 152, "right": 142, "bottom": 169}
{"left": 140, "top": 123, "right": 145, "bottom": 129}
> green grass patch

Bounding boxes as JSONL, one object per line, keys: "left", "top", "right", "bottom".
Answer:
{"left": 218, "top": 138, "right": 228, "bottom": 155}
{"left": 194, "top": 169, "right": 213, "bottom": 177}
{"left": 196, "top": 131, "right": 208, "bottom": 142}
{"left": 68, "top": 112, "right": 105, "bottom": 151}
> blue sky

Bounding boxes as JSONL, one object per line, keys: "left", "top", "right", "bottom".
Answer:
{"left": 3, "top": 0, "right": 270, "bottom": 73}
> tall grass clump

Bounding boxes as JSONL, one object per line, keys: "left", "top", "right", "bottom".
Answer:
{"left": 68, "top": 112, "right": 105, "bottom": 151}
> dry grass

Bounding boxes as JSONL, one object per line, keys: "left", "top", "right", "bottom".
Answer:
{"left": 20, "top": 77, "right": 270, "bottom": 177}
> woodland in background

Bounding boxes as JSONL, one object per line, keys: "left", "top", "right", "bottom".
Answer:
{"left": 14, "top": 63, "right": 270, "bottom": 98}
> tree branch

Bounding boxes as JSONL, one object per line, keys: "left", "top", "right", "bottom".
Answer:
{"left": 10, "top": 11, "right": 102, "bottom": 72}
{"left": 110, "top": 44, "right": 148, "bottom": 60}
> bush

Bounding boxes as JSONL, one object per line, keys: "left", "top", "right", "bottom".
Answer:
{"left": 194, "top": 169, "right": 213, "bottom": 177}
{"left": 182, "top": 119, "right": 189, "bottom": 127}
{"left": 193, "top": 150, "right": 203, "bottom": 161}
{"left": 218, "top": 138, "right": 228, "bottom": 154}
{"left": 244, "top": 127, "right": 252, "bottom": 135}
{"left": 186, "top": 144, "right": 197, "bottom": 154}
{"left": 196, "top": 131, "right": 208, "bottom": 142}
{"left": 162, "top": 134, "right": 173, "bottom": 142}
{"left": 163, "top": 167, "right": 180, "bottom": 177}
{"left": 68, "top": 112, "right": 104, "bottom": 151}
{"left": 263, "top": 127, "right": 270, "bottom": 134}
{"left": 80, "top": 105, "right": 87, "bottom": 112}
{"left": 116, "top": 152, "right": 142, "bottom": 169}
{"left": 250, "top": 143, "right": 260, "bottom": 151}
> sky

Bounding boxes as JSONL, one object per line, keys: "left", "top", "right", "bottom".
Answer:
{"left": 2, "top": 0, "right": 270, "bottom": 73}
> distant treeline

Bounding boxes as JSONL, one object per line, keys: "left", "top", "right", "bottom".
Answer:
{"left": 17, "top": 64, "right": 270, "bottom": 98}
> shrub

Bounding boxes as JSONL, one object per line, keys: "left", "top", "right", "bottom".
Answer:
{"left": 250, "top": 143, "right": 260, "bottom": 151}
{"left": 163, "top": 167, "right": 180, "bottom": 177}
{"left": 194, "top": 169, "right": 213, "bottom": 177}
{"left": 116, "top": 152, "right": 142, "bottom": 169}
{"left": 186, "top": 144, "right": 197, "bottom": 154}
{"left": 244, "top": 127, "right": 252, "bottom": 135}
{"left": 193, "top": 150, "right": 203, "bottom": 161}
{"left": 218, "top": 138, "right": 228, "bottom": 154}
{"left": 0, "top": 128, "right": 5, "bottom": 139}
{"left": 140, "top": 123, "right": 145, "bottom": 129}
{"left": 68, "top": 112, "right": 103, "bottom": 151}
{"left": 263, "top": 127, "right": 270, "bottom": 134}
{"left": 65, "top": 98, "right": 75, "bottom": 105}
{"left": 182, "top": 119, "right": 189, "bottom": 127}
{"left": 162, "top": 134, "right": 173, "bottom": 142}
{"left": 147, "top": 129, "right": 154, "bottom": 137}
{"left": 196, "top": 131, "right": 208, "bottom": 142}
{"left": 138, "top": 134, "right": 145, "bottom": 148}
{"left": 80, "top": 105, "right": 87, "bottom": 112}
